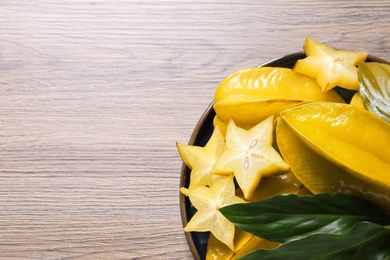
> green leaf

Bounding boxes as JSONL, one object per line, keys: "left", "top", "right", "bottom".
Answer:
{"left": 219, "top": 193, "right": 388, "bottom": 242}
{"left": 240, "top": 222, "right": 390, "bottom": 260}
{"left": 368, "top": 245, "right": 390, "bottom": 260}
{"left": 358, "top": 62, "right": 390, "bottom": 123}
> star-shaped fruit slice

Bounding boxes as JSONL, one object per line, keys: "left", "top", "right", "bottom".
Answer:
{"left": 293, "top": 37, "right": 367, "bottom": 92}
{"left": 177, "top": 126, "right": 226, "bottom": 189}
{"left": 212, "top": 115, "right": 290, "bottom": 200}
{"left": 180, "top": 174, "right": 245, "bottom": 250}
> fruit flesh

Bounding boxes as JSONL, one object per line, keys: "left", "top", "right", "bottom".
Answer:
{"left": 177, "top": 126, "right": 227, "bottom": 189}
{"left": 212, "top": 116, "right": 290, "bottom": 200}
{"left": 180, "top": 175, "right": 246, "bottom": 250}
{"left": 293, "top": 37, "right": 367, "bottom": 92}
{"left": 206, "top": 172, "right": 307, "bottom": 259}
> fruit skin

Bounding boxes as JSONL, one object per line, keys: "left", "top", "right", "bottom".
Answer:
{"left": 215, "top": 67, "right": 344, "bottom": 103}
{"left": 213, "top": 67, "right": 345, "bottom": 136}
{"left": 293, "top": 37, "right": 367, "bottom": 92}
{"left": 206, "top": 228, "right": 279, "bottom": 260}
{"left": 276, "top": 103, "right": 390, "bottom": 212}
{"left": 350, "top": 92, "right": 365, "bottom": 109}
{"left": 214, "top": 99, "right": 301, "bottom": 130}
{"left": 279, "top": 102, "right": 390, "bottom": 191}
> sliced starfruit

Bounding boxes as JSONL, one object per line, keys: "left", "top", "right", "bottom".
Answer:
{"left": 180, "top": 175, "right": 245, "bottom": 250}
{"left": 212, "top": 116, "right": 290, "bottom": 200}
{"left": 213, "top": 67, "right": 345, "bottom": 135}
{"left": 293, "top": 37, "right": 367, "bottom": 92}
{"left": 206, "top": 171, "right": 309, "bottom": 259}
{"left": 206, "top": 229, "right": 249, "bottom": 260}
{"left": 177, "top": 126, "right": 227, "bottom": 189}
{"left": 277, "top": 102, "right": 390, "bottom": 209}
{"left": 206, "top": 228, "right": 279, "bottom": 260}
{"left": 230, "top": 236, "right": 279, "bottom": 260}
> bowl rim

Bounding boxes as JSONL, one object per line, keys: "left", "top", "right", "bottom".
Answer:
{"left": 179, "top": 52, "right": 390, "bottom": 260}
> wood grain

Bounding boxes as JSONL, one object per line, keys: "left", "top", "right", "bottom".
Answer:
{"left": 0, "top": 1, "right": 390, "bottom": 259}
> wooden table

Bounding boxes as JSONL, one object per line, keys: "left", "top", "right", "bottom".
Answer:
{"left": 1, "top": 1, "right": 390, "bottom": 259}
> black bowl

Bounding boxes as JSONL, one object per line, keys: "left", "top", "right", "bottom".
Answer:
{"left": 179, "top": 52, "right": 388, "bottom": 260}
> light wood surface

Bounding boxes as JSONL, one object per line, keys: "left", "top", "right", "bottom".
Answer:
{"left": 1, "top": 1, "right": 390, "bottom": 259}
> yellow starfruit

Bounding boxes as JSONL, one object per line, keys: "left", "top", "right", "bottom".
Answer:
{"left": 350, "top": 92, "right": 365, "bottom": 109}
{"left": 212, "top": 116, "right": 290, "bottom": 200}
{"left": 180, "top": 175, "right": 246, "bottom": 251}
{"left": 277, "top": 102, "right": 390, "bottom": 211}
{"left": 293, "top": 37, "right": 367, "bottom": 92}
{"left": 206, "top": 172, "right": 308, "bottom": 260}
{"left": 213, "top": 66, "right": 345, "bottom": 135}
{"left": 242, "top": 172, "right": 310, "bottom": 202}
{"left": 206, "top": 228, "right": 279, "bottom": 260}
{"left": 177, "top": 126, "right": 227, "bottom": 189}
